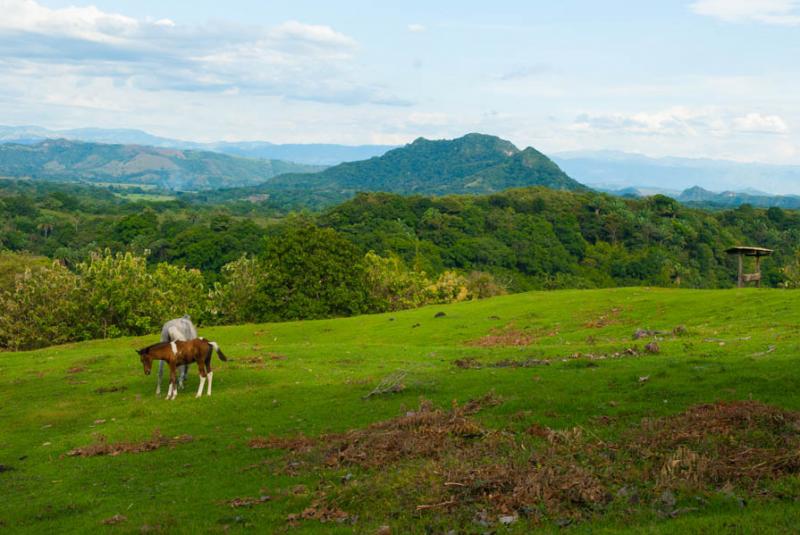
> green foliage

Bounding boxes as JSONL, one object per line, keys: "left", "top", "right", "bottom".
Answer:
{"left": 77, "top": 250, "right": 207, "bottom": 339}
{"left": 363, "top": 251, "right": 432, "bottom": 312}
{"left": 210, "top": 255, "right": 264, "bottom": 324}
{"left": 253, "top": 223, "right": 369, "bottom": 321}
{"left": 0, "top": 261, "right": 83, "bottom": 350}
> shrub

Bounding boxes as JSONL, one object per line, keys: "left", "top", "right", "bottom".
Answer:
{"left": 210, "top": 255, "right": 264, "bottom": 323}
{"left": 0, "top": 262, "right": 84, "bottom": 350}
{"left": 363, "top": 252, "right": 432, "bottom": 312}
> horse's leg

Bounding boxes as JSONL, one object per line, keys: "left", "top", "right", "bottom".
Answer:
{"left": 156, "top": 360, "right": 164, "bottom": 396}
{"left": 178, "top": 364, "right": 188, "bottom": 390}
{"left": 168, "top": 363, "right": 178, "bottom": 400}
{"left": 206, "top": 350, "right": 213, "bottom": 396}
{"left": 195, "top": 359, "right": 207, "bottom": 398}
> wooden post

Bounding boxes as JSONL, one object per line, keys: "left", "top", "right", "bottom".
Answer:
{"left": 737, "top": 253, "right": 743, "bottom": 288}
{"left": 755, "top": 255, "right": 761, "bottom": 288}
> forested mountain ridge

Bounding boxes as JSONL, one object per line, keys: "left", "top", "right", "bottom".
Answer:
{"left": 210, "top": 133, "right": 585, "bottom": 207}
{"left": 0, "top": 139, "right": 323, "bottom": 190}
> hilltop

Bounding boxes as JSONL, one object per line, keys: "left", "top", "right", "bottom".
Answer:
{"left": 2, "top": 288, "right": 800, "bottom": 532}
{"left": 216, "top": 133, "right": 584, "bottom": 206}
{"left": 0, "top": 139, "right": 323, "bottom": 190}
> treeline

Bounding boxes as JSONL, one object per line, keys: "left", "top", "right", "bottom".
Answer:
{"left": 0, "top": 223, "right": 503, "bottom": 350}
{"left": 321, "top": 189, "right": 800, "bottom": 290}
{"left": 3, "top": 181, "right": 800, "bottom": 290}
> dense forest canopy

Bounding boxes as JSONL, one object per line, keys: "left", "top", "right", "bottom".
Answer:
{"left": 2, "top": 179, "right": 799, "bottom": 291}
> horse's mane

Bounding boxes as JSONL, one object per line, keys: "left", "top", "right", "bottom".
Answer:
{"left": 140, "top": 340, "right": 172, "bottom": 353}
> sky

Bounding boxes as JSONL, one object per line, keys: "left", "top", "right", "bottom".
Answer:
{"left": 0, "top": 0, "right": 798, "bottom": 164}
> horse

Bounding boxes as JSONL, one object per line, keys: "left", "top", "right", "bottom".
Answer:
{"left": 156, "top": 315, "right": 198, "bottom": 396}
{"left": 137, "top": 338, "right": 228, "bottom": 400}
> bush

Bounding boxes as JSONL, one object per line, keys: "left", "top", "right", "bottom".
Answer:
{"left": 363, "top": 251, "right": 432, "bottom": 312}
{"left": 0, "top": 262, "right": 84, "bottom": 350}
{"left": 210, "top": 255, "right": 264, "bottom": 323}
{"left": 77, "top": 250, "right": 207, "bottom": 338}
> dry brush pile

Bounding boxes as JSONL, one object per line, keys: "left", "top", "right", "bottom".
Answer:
{"left": 250, "top": 396, "right": 800, "bottom": 527}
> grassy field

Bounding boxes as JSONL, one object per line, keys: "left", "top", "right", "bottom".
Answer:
{"left": 2, "top": 287, "right": 800, "bottom": 533}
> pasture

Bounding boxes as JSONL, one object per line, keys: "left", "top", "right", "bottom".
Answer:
{"left": 1, "top": 287, "right": 800, "bottom": 533}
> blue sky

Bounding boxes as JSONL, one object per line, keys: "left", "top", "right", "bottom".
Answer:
{"left": 0, "top": 0, "right": 798, "bottom": 163}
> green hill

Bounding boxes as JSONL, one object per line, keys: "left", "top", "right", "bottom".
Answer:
{"left": 0, "top": 139, "right": 323, "bottom": 191}
{"left": 2, "top": 288, "right": 800, "bottom": 532}
{"left": 216, "top": 133, "right": 584, "bottom": 207}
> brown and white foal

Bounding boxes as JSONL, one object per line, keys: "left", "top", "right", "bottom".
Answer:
{"left": 137, "top": 338, "right": 228, "bottom": 399}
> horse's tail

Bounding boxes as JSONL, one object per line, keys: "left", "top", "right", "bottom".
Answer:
{"left": 209, "top": 341, "right": 228, "bottom": 361}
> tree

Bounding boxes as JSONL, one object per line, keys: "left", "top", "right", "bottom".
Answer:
{"left": 254, "top": 223, "right": 369, "bottom": 321}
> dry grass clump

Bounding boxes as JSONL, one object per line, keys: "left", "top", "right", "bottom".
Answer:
{"left": 66, "top": 430, "right": 193, "bottom": 457}
{"left": 630, "top": 401, "right": 800, "bottom": 489}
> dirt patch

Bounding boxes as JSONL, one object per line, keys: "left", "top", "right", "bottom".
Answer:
{"left": 240, "top": 356, "right": 265, "bottom": 365}
{"left": 466, "top": 324, "right": 536, "bottom": 347}
{"left": 584, "top": 308, "right": 623, "bottom": 328}
{"left": 66, "top": 366, "right": 85, "bottom": 374}
{"left": 454, "top": 357, "right": 482, "bottom": 369}
{"left": 454, "top": 357, "right": 550, "bottom": 369}
{"left": 287, "top": 499, "right": 352, "bottom": 525}
{"left": 565, "top": 347, "right": 639, "bottom": 361}
{"left": 94, "top": 385, "right": 127, "bottom": 394}
{"left": 224, "top": 495, "right": 271, "bottom": 508}
{"left": 101, "top": 514, "right": 127, "bottom": 525}
{"left": 65, "top": 431, "right": 193, "bottom": 457}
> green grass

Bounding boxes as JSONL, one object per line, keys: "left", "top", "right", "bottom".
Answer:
{"left": 2, "top": 287, "right": 800, "bottom": 533}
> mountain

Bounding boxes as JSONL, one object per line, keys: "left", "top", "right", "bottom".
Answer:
{"left": 0, "top": 139, "right": 323, "bottom": 190}
{"left": 553, "top": 150, "right": 800, "bottom": 195}
{"left": 676, "top": 186, "right": 800, "bottom": 209}
{"left": 252, "top": 133, "right": 584, "bottom": 203}
{"left": 0, "top": 125, "right": 395, "bottom": 166}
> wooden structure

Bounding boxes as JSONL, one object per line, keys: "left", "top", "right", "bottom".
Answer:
{"left": 725, "top": 246, "right": 773, "bottom": 288}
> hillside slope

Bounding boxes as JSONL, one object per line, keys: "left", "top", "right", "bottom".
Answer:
{"left": 2, "top": 288, "right": 800, "bottom": 532}
{"left": 0, "top": 139, "right": 323, "bottom": 190}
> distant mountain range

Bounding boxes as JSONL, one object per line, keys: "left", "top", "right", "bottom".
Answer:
{"left": 0, "top": 139, "right": 323, "bottom": 190}
{"left": 209, "top": 133, "right": 585, "bottom": 206}
{"left": 553, "top": 150, "right": 800, "bottom": 196}
{"left": 0, "top": 125, "right": 393, "bottom": 166}
{"left": 3, "top": 125, "right": 800, "bottom": 210}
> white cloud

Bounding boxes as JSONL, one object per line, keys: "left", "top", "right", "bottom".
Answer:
{"left": 407, "top": 23, "right": 426, "bottom": 33}
{"left": 572, "top": 107, "right": 789, "bottom": 137}
{"left": 0, "top": 0, "right": 407, "bottom": 106}
{"left": 690, "top": 0, "right": 800, "bottom": 25}
{"left": 732, "top": 113, "right": 789, "bottom": 134}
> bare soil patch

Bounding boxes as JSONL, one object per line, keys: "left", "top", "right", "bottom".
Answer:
{"left": 466, "top": 324, "right": 536, "bottom": 347}
{"left": 584, "top": 307, "right": 623, "bottom": 328}
{"left": 94, "top": 385, "right": 127, "bottom": 394}
{"left": 454, "top": 357, "right": 550, "bottom": 369}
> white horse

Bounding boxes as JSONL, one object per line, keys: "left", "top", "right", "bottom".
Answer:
{"left": 156, "top": 315, "right": 198, "bottom": 396}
